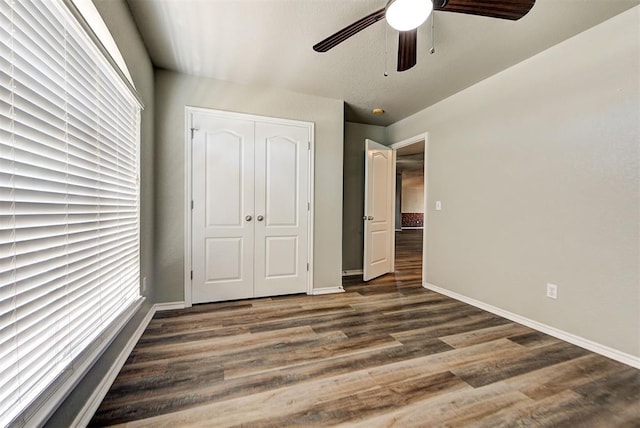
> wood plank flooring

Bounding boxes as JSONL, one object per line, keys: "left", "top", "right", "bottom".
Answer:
{"left": 90, "top": 230, "right": 640, "bottom": 427}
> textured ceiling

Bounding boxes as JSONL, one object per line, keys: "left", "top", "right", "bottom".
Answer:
{"left": 127, "top": 0, "right": 639, "bottom": 126}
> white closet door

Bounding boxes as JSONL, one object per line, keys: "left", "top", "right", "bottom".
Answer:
{"left": 254, "top": 122, "right": 309, "bottom": 297}
{"left": 192, "top": 114, "right": 255, "bottom": 303}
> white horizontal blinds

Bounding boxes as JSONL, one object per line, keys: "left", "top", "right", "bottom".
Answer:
{"left": 0, "top": 0, "right": 140, "bottom": 425}
{"left": 0, "top": 0, "right": 18, "bottom": 420}
{"left": 9, "top": 4, "right": 70, "bottom": 418}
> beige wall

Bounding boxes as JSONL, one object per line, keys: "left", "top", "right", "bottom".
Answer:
{"left": 343, "top": 122, "right": 387, "bottom": 272}
{"left": 387, "top": 7, "right": 640, "bottom": 357}
{"left": 154, "top": 70, "right": 344, "bottom": 301}
{"left": 401, "top": 170, "right": 425, "bottom": 213}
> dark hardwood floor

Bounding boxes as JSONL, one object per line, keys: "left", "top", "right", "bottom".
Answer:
{"left": 91, "top": 230, "right": 640, "bottom": 427}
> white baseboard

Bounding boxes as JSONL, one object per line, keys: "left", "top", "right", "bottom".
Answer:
{"left": 73, "top": 300, "right": 154, "bottom": 427}
{"left": 342, "top": 269, "right": 363, "bottom": 276}
{"left": 310, "top": 286, "right": 345, "bottom": 295}
{"left": 155, "top": 301, "right": 186, "bottom": 311}
{"left": 424, "top": 283, "right": 640, "bottom": 369}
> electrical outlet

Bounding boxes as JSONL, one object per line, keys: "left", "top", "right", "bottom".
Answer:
{"left": 546, "top": 283, "right": 558, "bottom": 299}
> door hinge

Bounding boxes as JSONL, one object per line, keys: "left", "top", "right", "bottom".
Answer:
{"left": 191, "top": 127, "right": 199, "bottom": 139}
{"left": 190, "top": 270, "right": 193, "bottom": 280}
{"left": 308, "top": 141, "right": 311, "bottom": 150}
{"left": 307, "top": 202, "right": 310, "bottom": 211}
{"left": 191, "top": 200, "right": 194, "bottom": 210}
{"left": 307, "top": 262, "right": 309, "bottom": 271}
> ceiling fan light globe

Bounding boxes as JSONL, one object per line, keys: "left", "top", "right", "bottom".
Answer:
{"left": 386, "top": 0, "right": 433, "bottom": 31}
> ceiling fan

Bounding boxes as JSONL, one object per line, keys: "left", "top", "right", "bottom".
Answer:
{"left": 313, "top": 0, "right": 536, "bottom": 72}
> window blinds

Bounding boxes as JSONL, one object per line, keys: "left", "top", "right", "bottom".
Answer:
{"left": 0, "top": 0, "right": 141, "bottom": 425}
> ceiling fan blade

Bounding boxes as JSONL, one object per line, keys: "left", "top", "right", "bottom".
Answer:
{"left": 434, "top": 0, "right": 535, "bottom": 20}
{"left": 397, "top": 29, "right": 417, "bottom": 72}
{"left": 313, "top": 7, "right": 386, "bottom": 52}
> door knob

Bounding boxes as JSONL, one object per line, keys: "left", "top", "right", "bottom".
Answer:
{"left": 245, "top": 215, "right": 252, "bottom": 221}
{"left": 257, "top": 215, "right": 264, "bottom": 221}
{"left": 368, "top": 216, "right": 374, "bottom": 220}
{"left": 362, "top": 216, "right": 367, "bottom": 220}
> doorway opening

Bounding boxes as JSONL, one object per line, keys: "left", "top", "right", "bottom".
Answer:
{"left": 391, "top": 134, "right": 427, "bottom": 285}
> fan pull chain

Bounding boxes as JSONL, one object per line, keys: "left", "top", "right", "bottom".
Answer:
{"left": 430, "top": 13, "right": 436, "bottom": 54}
{"left": 384, "top": 24, "right": 389, "bottom": 76}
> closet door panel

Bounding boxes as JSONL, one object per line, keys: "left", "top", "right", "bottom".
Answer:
{"left": 264, "top": 136, "right": 298, "bottom": 226}
{"left": 254, "top": 122, "right": 309, "bottom": 297}
{"left": 192, "top": 114, "right": 255, "bottom": 303}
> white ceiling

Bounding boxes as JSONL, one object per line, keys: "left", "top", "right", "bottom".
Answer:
{"left": 127, "top": 0, "right": 639, "bottom": 126}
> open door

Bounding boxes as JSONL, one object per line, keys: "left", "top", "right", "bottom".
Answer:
{"left": 363, "top": 139, "right": 393, "bottom": 281}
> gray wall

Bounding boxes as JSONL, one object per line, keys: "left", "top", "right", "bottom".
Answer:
{"left": 154, "top": 70, "right": 344, "bottom": 301}
{"left": 342, "top": 121, "right": 387, "bottom": 272}
{"left": 387, "top": 7, "right": 640, "bottom": 357}
{"left": 47, "top": 0, "right": 155, "bottom": 425}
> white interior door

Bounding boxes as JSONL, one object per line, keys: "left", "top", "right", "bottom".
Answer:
{"left": 254, "top": 122, "right": 309, "bottom": 297}
{"left": 192, "top": 114, "right": 255, "bottom": 303}
{"left": 363, "top": 139, "right": 393, "bottom": 281}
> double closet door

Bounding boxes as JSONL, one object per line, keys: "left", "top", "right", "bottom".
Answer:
{"left": 191, "top": 112, "right": 311, "bottom": 304}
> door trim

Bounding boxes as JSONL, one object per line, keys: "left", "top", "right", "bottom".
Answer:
{"left": 390, "top": 132, "right": 428, "bottom": 286}
{"left": 184, "top": 106, "right": 315, "bottom": 307}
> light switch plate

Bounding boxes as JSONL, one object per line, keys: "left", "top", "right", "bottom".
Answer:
{"left": 435, "top": 201, "right": 442, "bottom": 211}
{"left": 546, "top": 283, "right": 558, "bottom": 299}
